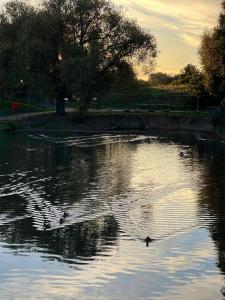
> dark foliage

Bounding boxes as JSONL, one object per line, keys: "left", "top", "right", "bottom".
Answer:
{"left": 0, "top": 0, "right": 157, "bottom": 115}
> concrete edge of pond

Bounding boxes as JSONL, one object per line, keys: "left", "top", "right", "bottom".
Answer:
{"left": 1, "top": 112, "right": 225, "bottom": 142}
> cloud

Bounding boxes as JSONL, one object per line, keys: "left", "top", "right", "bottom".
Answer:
{"left": 113, "top": 0, "right": 221, "bottom": 74}
{"left": 179, "top": 33, "right": 200, "bottom": 47}
{"left": 0, "top": 0, "right": 222, "bottom": 75}
{"left": 115, "top": 0, "right": 220, "bottom": 45}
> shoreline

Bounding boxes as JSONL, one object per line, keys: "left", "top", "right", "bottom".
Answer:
{"left": 1, "top": 112, "right": 224, "bottom": 142}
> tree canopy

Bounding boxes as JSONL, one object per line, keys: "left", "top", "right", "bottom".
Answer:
{"left": 0, "top": 0, "right": 157, "bottom": 114}
{"left": 199, "top": 1, "right": 225, "bottom": 101}
{"left": 149, "top": 64, "right": 205, "bottom": 98}
{"left": 148, "top": 72, "right": 174, "bottom": 86}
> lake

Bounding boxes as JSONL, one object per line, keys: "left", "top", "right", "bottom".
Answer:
{"left": 0, "top": 132, "right": 225, "bottom": 299}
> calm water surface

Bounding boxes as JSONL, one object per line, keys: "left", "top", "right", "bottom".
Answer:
{"left": 0, "top": 132, "right": 225, "bottom": 299}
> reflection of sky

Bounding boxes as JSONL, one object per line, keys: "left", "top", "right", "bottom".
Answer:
{"left": 128, "top": 143, "right": 201, "bottom": 238}
{"left": 113, "top": 0, "right": 221, "bottom": 76}
{"left": 0, "top": 133, "right": 225, "bottom": 299}
{"left": 0, "top": 228, "right": 221, "bottom": 299}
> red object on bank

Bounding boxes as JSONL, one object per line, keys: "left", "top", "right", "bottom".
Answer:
{"left": 12, "top": 101, "right": 19, "bottom": 113}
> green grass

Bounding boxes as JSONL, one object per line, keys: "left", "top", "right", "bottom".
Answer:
{"left": 0, "top": 100, "right": 51, "bottom": 117}
{"left": 0, "top": 121, "right": 22, "bottom": 133}
{"left": 150, "top": 84, "right": 190, "bottom": 94}
{"left": 101, "top": 84, "right": 194, "bottom": 110}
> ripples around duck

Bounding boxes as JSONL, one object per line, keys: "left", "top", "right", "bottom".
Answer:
{"left": 0, "top": 132, "right": 225, "bottom": 299}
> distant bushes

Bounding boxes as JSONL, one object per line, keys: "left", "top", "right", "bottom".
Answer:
{"left": 149, "top": 64, "right": 211, "bottom": 108}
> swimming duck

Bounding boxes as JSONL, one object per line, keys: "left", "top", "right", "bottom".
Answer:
{"left": 59, "top": 218, "right": 64, "bottom": 225}
{"left": 145, "top": 236, "right": 154, "bottom": 247}
{"left": 179, "top": 152, "right": 184, "bottom": 157}
{"left": 63, "top": 212, "right": 69, "bottom": 218}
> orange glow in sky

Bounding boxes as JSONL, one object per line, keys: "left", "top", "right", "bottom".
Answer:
{"left": 0, "top": 0, "right": 222, "bottom": 78}
{"left": 114, "top": 0, "right": 221, "bottom": 77}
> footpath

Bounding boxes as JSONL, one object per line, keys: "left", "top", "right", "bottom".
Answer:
{"left": 0, "top": 111, "right": 55, "bottom": 122}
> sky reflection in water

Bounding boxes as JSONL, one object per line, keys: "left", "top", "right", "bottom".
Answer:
{"left": 0, "top": 133, "right": 225, "bottom": 299}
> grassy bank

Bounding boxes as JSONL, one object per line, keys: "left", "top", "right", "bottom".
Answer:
{"left": 0, "top": 100, "right": 51, "bottom": 117}
{"left": 0, "top": 121, "right": 22, "bottom": 133}
{"left": 100, "top": 84, "right": 194, "bottom": 110}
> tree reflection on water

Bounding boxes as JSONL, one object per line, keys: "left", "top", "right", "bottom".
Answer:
{"left": 0, "top": 134, "right": 138, "bottom": 264}
{"left": 196, "top": 140, "right": 225, "bottom": 276}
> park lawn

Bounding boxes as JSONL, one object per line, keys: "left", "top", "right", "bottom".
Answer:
{"left": 150, "top": 84, "right": 190, "bottom": 94}
{"left": 0, "top": 121, "right": 22, "bottom": 133}
{"left": 0, "top": 100, "right": 51, "bottom": 117}
{"left": 101, "top": 84, "right": 194, "bottom": 110}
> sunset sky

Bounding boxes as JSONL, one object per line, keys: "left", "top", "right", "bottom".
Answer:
{"left": 0, "top": 0, "right": 222, "bottom": 77}
{"left": 114, "top": 0, "right": 221, "bottom": 76}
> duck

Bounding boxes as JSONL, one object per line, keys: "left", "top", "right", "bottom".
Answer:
{"left": 59, "top": 218, "right": 65, "bottom": 225}
{"left": 145, "top": 236, "right": 154, "bottom": 247}
{"left": 63, "top": 212, "right": 69, "bottom": 218}
{"left": 179, "top": 152, "right": 184, "bottom": 157}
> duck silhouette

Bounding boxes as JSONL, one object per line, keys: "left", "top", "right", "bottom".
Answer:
{"left": 63, "top": 212, "right": 69, "bottom": 218}
{"left": 145, "top": 236, "right": 154, "bottom": 247}
{"left": 59, "top": 218, "right": 65, "bottom": 225}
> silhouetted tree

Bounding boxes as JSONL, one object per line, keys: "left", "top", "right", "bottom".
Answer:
{"left": 177, "top": 64, "right": 205, "bottom": 97}
{"left": 199, "top": 1, "right": 225, "bottom": 101}
{"left": 0, "top": 0, "right": 157, "bottom": 115}
{"left": 148, "top": 72, "right": 174, "bottom": 86}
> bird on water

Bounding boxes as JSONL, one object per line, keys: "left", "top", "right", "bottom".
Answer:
{"left": 63, "top": 212, "right": 69, "bottom": 218}
{"left": 59, "top": 212, "right": 69, "bottom": 225}
{"left": 59, "top": 218, "right": 64, "bottom": 225}
{"left": 145, "top": 236, "right": 154, "bottom": 247}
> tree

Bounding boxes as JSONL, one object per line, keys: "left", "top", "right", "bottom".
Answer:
{"left": 199, "top": 30, "right": 224, "bottom": 95}
{"left": 148, "top": 72, "right": 174, "bottom": 86}
{"left": 0, "top": 0, "right": 157, "bottom": 115}
{"left": 199, "top": 1, "right": 225, "bottom": 99}
{"left": 0, "top": 1, "right": 35, "bottom": 101}
{"left": 178, "top": 64, "right": 201, "bottom": 84}
{"left": 168, "top": 64, "right": 205, "bottom": 98}
{"left": 110, "top": 61, "right": 138, "bottom": 91}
